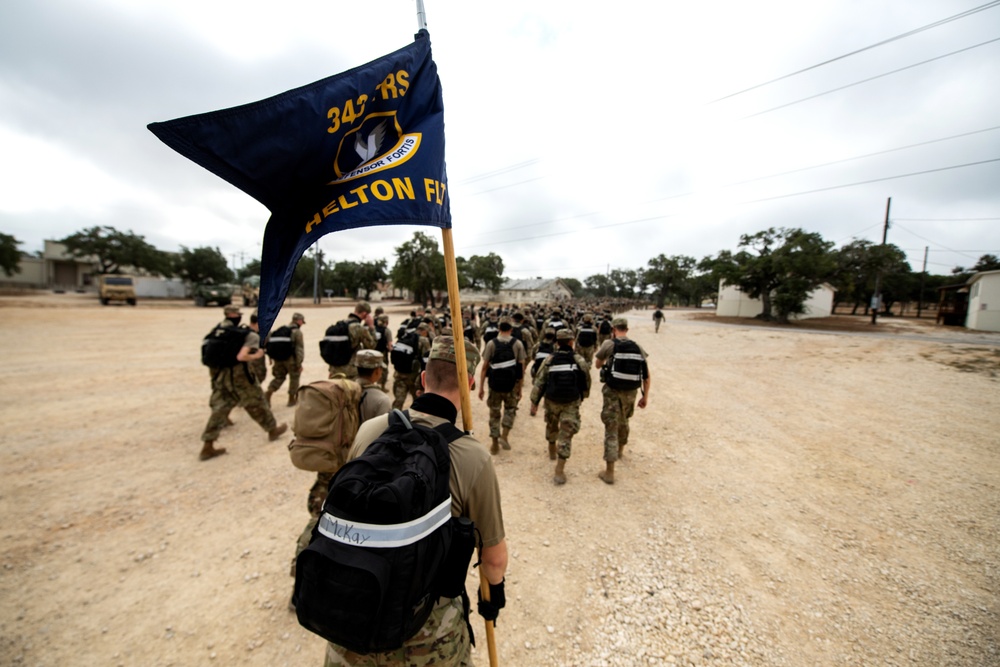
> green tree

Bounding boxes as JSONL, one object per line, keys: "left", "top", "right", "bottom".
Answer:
{"left": 831, "top": 240, "right": 910, "bottom": 314}
{"left": 609, "top": 268, "right": 639, "bottom": 298}
{"left": 583, "top": 273, "right": 612, "bottom": 297}
{"left": 175, "top": 246, "right": 232, "bottom": 285}
{"left": 646, "top": 254, "right": 695, "bottom": 307}
{"left": 718, "top": 228, "right": 835, "bottom": 323}
{"left": 560, "top": 277, "right": 584, "bottom": 298}
{"left": 463, "top": 253, "right": 505, "bottom": 292}
{"left": 0, "top": 233, "right": 22, "bottom": 277}
{"left": 236, "top": 258, "right": 261, "bottom": 282}
{"left": 391, "top": 231, "right": 445, "bottom": 306}
{"left": 61, "top": 225, "right": 172, "bottom": 275}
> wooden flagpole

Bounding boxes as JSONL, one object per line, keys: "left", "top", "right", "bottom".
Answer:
{"left": 418, "top": 6, "right": 497, "bottom": 665}
{"left": 441, "top": 228, "right": 499, "bottom": 667}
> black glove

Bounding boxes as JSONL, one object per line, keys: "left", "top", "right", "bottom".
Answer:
{"left": 477, "top": 578, "right": 506, "bottom": 623}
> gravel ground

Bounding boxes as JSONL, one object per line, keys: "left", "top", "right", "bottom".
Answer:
{"left": 0, "top": 294, "right": 997, "bottom": 666}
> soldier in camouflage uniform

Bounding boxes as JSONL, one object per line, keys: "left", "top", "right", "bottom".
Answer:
{"left": 478, "top": 318, "right": 527, "bottom": 454}
{"left": 324, "top": 335, "right": 507, "bottom": 667}
{"left": 200, "top": 305, "right": 287, "bottom": 461}
{"left": 265, "top": 312, "right": 306, "bottom": 407}
{"left": 325, "top": 301, "right": 376, "bottom": 379}
{"left": 373, "top": 314, "right": 392, "bottom": 391}
{"left": 574, "top": 312, "right": 599, "bottom": 365}
{"left": 248, "top": 311, "right": 268, "bottom": 384}
{"left": 593, "top": 317, "right": 651, "bottom": 484}
{"left": 530, "top": 328, "right": 590, "bottom": 484}
{"left": 391, "top": 322, "right": 431, "bottom": 409}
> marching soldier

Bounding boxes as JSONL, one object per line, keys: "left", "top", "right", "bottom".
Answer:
{"left": 478, "top": 317, "right": 527, "bottom": 454}
{"left": 265, "top": 312, "right": 306, "bottom": 407}
{"left": 594, "top": 317, "right": 651, "bottom": 484}
{"left": 530, "top": 328, "right": 590, "bottom": 484}
{"left": 321, "top": 301, "right": 375, "bottom": 379}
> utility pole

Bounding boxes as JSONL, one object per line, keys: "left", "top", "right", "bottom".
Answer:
{"left": 870, "top": 197, "right": 891, "bottom": 325}
{"left": 917, "top": 245, "right": 928, "bottom": 318}
{"left": 312, "top": 245, "right": 323, "bottom": 304}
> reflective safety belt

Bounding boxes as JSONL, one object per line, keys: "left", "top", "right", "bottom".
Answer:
{"left": 268, "top": 336, "right": 292, "bottom": 343}
{"left": 548, "top": 363, "right": 579, "bottom": 374}
{"left": 318, "top": 496, "right": 452, "bottom": 548}
{"left": 394, "top": 342, "right": 414, "bottom": 354}
{"left": 491, "top": 358, "right": 517, "bottom": 370}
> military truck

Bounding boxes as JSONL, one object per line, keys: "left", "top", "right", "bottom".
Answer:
{"left": 98, "top": 274, "right": 137, "bottom": 306}
{"left": 242, "top": 275, "right": 260, "bottom": 307}
{"left": 192, "top": 282, "right": 234, "bottom": 307}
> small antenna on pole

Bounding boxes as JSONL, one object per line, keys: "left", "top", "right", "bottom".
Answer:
{"left": 415, "top": 0, "right": 428, "bottom": 31}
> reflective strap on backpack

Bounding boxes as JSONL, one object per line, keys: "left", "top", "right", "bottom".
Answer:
{"left": 548, "top": 363, "right": 579, "bottom": 374}
{"left": 490, "top": 358, "right": 517, "bottom": 370}
{"left": 324, "top": 335, "right": 349, "bottom": 343}
{"left": 317, "top": 496, "right": 453, "bottom": 548}
{"left": 393, "top": 342, "right": 414, "bottom": 354}
{"left": 268, "top": 336, "right": 292, "bottom": 343}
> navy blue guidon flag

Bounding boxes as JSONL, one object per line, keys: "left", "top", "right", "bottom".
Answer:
{"left": 148, "top": 30, "right": 449, "bottom": 336}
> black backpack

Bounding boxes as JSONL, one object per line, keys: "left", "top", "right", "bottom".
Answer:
{"left": 293, "top": 410, "right": 476, "bottom": 654}
{"left": 531, "top": 340, "right": 555, "bottom": 378}
{"left": 487, "top": 339, "right": 521, "bottom": 392}
{"left": 605, "top": 339, "right": 645, "bottom": 391}
{"left": 576, "top": 325, "right": 597, "bottom": 348}
{"left": 544, "top": 349, "right": 586, "bottom": 403}
{"left": 374, "top": 325, "right": 389, "bottom": 354}
{"left": 390, "top": 331, "right": 421, "bottom": 373}
{"left": 599, "top": 319, "right": 612, "bottom": 335}
{"left": 266, "top": 325, "right": 295, "bottom": 361}
{"left": 201, "top": 324, "right": 247, "bottom": 368}
{"left": 320, "top": 320, "right": 353, "bottom": 366}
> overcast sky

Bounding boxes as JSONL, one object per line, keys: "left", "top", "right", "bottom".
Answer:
{"left": 2, "top": 0, "right": 998, "bottom": 282}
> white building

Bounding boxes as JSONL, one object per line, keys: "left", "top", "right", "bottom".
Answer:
{"left": 716, "top": 280, "right": 835, "bottom": 320}
{"left": 965, "top": 270, "right": 1000, "bottom": 332}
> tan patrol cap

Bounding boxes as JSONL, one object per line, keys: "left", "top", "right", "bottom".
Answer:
{"left": 292, "top": 312, "right": 306, "bottom": 322}
{"left": 612, "top": 317, "right": 628, "bottom": 328}
{"left": 224, "top": 305, "right": 241, "bottom": 315}
{"left": 355, "top": 349, "right": 387, "bottom": 369}
{"left": 428, "top": 335, "right": 481, "bottom": 373}
{"left": 556, "top": 328, "right": 574, "bottom": 341}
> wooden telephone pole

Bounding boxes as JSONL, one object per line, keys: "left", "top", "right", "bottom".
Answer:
{"left": 871, "top": 197, "right": 891, "bottom": 325}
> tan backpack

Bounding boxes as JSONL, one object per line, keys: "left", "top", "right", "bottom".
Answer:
{"left": 288, "top": 376, "right": 362, "bottom": 472}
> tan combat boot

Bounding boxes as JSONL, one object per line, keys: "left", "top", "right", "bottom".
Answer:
{"left": 287, "top": 394, "right": 297, "bottom": 407}
{"left": 499, "top": 427, "right": 512, "bottom": 450}
{"left": 598, "top": 460, "right": 615, "bottom": 485}
{"left": 548, "top": 441, "right": 557, "bottom": 460}
{"left": 199, "top": 440, "right": 227, "bottom": 461}
{"left": 553, "top": 458, "right": 567, "bottom": 485}
{"left": 268, "top": 423, "right": 289, "bottom": 441}
{"left": 490, "top": 437, "right": 500, "bottom": 455}
{"left": 264, "top": 389, "right": 274, "bottom": 406}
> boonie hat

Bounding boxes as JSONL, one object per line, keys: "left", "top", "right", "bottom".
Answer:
{"left": 556, "top": 328, "right": 574, "bottom": 341}
{"left": 356, "top": 349, "right": 387, "bottom": 369}
{"left": 612, "top": 317, "right": 628, "bottom": 328}
{"left": 428, "top": 335, "right": 481, "bottom": 372}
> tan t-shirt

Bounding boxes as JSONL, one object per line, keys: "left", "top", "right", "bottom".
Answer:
{"left": 348, "top": 408, "right": 505, "bottom": 548}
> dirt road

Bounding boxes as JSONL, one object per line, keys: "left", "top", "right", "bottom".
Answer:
{"left": 1, "top": 294, "right": 997, "bottom": 666}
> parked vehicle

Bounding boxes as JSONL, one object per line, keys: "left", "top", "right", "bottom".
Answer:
{"left": 192, "top": 282, "right": 234, "bottom": 307}
{"left": 98, "top": 275, "right": 137, "bottom": 306}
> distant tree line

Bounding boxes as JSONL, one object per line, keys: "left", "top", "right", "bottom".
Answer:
{"left": 49, "top": 225, "right": 1000, "bottom": 316}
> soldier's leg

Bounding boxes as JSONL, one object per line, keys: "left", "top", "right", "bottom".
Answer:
{"left": 617, "top": 391, "right": 637, "bottom": 455}
{"left": 288, "top": 366, "right": 302, "bottom": 399}
{"left": 392, "top": 374, "right": 408, "bottom": 410}
{"left": 268, "top": 361, "right": 289, "bottom": 393}
{"left": 600, "top": 389, "right": 623, "bottom": 461}
{"left": 556, "top": 401, "right": 581, "bottom": 460}
{"left": 237, "top": 376, "right": 279, "bottom": 434}
{"left": 486, "top": 390, "right": 503, "bottom": 438}
{"left": 501, "top": 391, "right": 518, "bottom": 431}
{"left": 543, "top": 403, "right": 559, "bottom": 457}
{"left": 202, "top": 380, "right": 239, "bottom": 443}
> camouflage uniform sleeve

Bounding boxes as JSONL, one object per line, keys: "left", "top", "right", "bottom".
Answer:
{"left": 530, "top": 356, "right": 551, "bottom": 405}
{"left": 576, "top": 352, "right": 592, "bottom": 398}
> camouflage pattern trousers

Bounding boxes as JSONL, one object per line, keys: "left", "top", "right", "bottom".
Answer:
{"left": 201, "top": 365, "right": 276, "bottom": 442}
{"left": 392, "top": 371, "right": 421, "bottom": 410}
{"left": 544, "top": 398, "right": 582, "bottom": 459}
{"left": 600, "top": 385, "right": 637, "bottom": 461}
{"left": 487, "top": 388, "right": 519, "bottom": 438}
{"left": 291, "top": 471, "right": 335, "bottom": 578}
{"left": 324, "top": 595, "right": 471, "bottom": 667}
{"left": 268, "top": 358, "right": 301, "bottom": 397}
{"left": 249, "top": 357, "right": 267, "bottom": 383}
{"left": 577, "top": 345, "right": 596, "bottom": 365}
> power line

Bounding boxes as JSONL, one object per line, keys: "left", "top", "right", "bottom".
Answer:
{"left": 892, "top": 222, "right": 982, "bottom": 261}
{"left": 725, "top": 125, "right": 1000, "bottom": 187}
{"left": 743, "top": 157, "right": 1000, "bottom": 204}
{"left": 459, "top": 159, "right": 539, "bottom": 185}
{"left": 742, "top": 36, "right": 1000, "bottom": 120}
{"left": 895, "top": 217, "right": 1000, "bottom": 222}
{"left": 710, "top": 0, "right": 1000, "bottom": 103}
